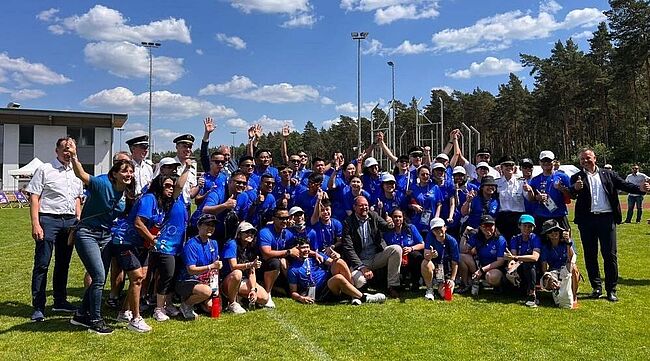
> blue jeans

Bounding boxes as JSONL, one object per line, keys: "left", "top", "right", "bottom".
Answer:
{"left": 75, "top": 226, "right": 111, "bottom": 321}
{"left": 625, "top": 195, "right": 644, "bottom": 223}
{"left": 31, "top": 214, "right": 76, "bottom": 311}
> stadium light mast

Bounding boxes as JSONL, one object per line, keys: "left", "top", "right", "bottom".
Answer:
{"left": 141, "top": 41, "right": 161, "bottom": 159}
{"left": 351, "top": 31, "right": 368, "bottom": 153}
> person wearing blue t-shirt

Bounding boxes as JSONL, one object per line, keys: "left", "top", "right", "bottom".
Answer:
{"left": 288, "top": 238, "right": 386, "bottom": 305}
{"left": 431, "top": 162, "right": 457, "bottom": 225}
{"left": 258, "top": 207, "right": 298, "bottom": 308}
{"left": 220, "top": 222, "right": 271, "bottom": 313}
{"left": 253, "top": 148, "right": 280, "bottom": 181}
{"left": 308, "top": 198, "right": 353, "bottom": 280}
{"left": 273, "top": 164, "right": 299, "bottom": 209}
{"left": 449, "top": 166, "right": 479, "bottom": 239}
{"left": 195, "top": 171, "right": 249, "bottom": 241}
{"left": 294, "top": 172, "right": 324, "bottom": 220}
{"left": 195, "top": 151, "right": 228, "bottom": 207}
{"left": 245, "top": 174, "right": 276, "bottom": 228}
{"left": 327, "top": 162, "right": 357, "bottom": 221}
{"left": 408, "top": 165, "right": 443, "bottom": 235}
{"left": 339, "top": 175, "right": 371, "bottom": 221}
{"left": 460, "top": 215, "right": 506, "bottom": 294}
{"left": 289, "top": 206, "right": 310, "bottom": 240}
{"left": 539, "top": 219, "right": 580, "bottom": 307}
{"left": 527, "top": 151, "right": 572, "bottom": 232}
{"left": 237, "top": 156, "right": 259, "bottom": 189}
{"left": 300, "top": 157, "right": 330, "bottom": 191}
{"left": 503, "top": 215, "right": 542, "bottom": 307}
{"left": 176, "top": 214, "right": 222, "bottom": 320}
{"left": 382, "top": 208, "right": 424, "bottom": 291}
{"left": 360, "top": 157, "right": 382, "bottom": 204}
{"left": 375, "top": 173, "right": 406, "bottom": 218}
{"left": 460, "top": 175, "right": 500, "bottom": 229}
{"left": 423, "top": 218, "right": 460, "bottom": 300}
{"left": 67, "top": 139, "right": 136, "bottom": 335}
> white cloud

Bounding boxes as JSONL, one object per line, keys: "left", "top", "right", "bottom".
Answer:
{"left": 432, "top": 6, "right": 606, "bottom": 53}
{"left": 84, "top": 41, "right": 184, "bottom": 84}
{"left": 227, "top": 118, "right": 250, "bottom": 129}
{"left": 362, "top": 39, "right": 385, "bottom": 55}
{"left": 336, "top": 99, "right": 385, "bottom": 115}
{"left": 281, "top": 13, "right": 317, "bottom": 28}
{"left": 195, "top": 49, "right": 204, "bottom": 55}
{"left": 341, "top": 1, "right": 439, "bottom": 25}
{"left": 47, "top": 24, "right": 66, "bottom": 35}
{"left": 322, "top": 117, "right": 342, "bottom": 129}
{"left": 391, "top": 40, "right": 431, "bottom": 55}
{"left": 82, "top": 87, "right": 237, "bottom": 119}
{"left": 432, "top": 86, "right": 454, "bottom": 96}
{"left": 37, "top": 8, "right": 59, "bottom": 21}
{"left": 0, "top": 53, "right": 71, "bottom": 85}
{"left": 539, "top": 0, "right": 562, "bottom": 14}
{"left": 335, "top": 102, "right": 357, "bottom": 114}
{"left": 446, "top": 57, "right": 523, "bottom": 79}
{"left": 571, "top": 30, "right": 594, "bottom": 40}
{"left": 256, "top": 115, "right": 294, "bottom": 132}
{"left": 216, "top": 33, "right": 247, "bottom": 50}
{"left": 118, "top": 122, "right": 181, "bottom": 151}
{"left": 200, "top": 75, "right": 320, "bottom": 104}
{"left": 11, "top": 89, "right": 47, "bottom": 100}
{"left": 45, "top": 5, "right": 191, "bottom": 43}
{"left": 199, "top": 75, "right": 257, "bottom": 95}
{"left": 320, "top": 96, "right": 334, "bottom": 105}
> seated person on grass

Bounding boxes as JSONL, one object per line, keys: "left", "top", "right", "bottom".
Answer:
{"left": 459, "top": 215, "right": 506, "bottom": 295}
{"left": 288, "top": 237, "right": 386, "bottom": 305}
{"left": 540, "top": 220, "right": 580, "bottom": 308}
{"left": 503, "top": 214, "right": 542, "bottom": 308}
{"left": 422, "top": 218, "right": 459, "bottom": 301}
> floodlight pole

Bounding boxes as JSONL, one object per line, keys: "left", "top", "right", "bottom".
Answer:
{"left": 351, "top": 31, "right": 368, "bottom": 152}
{"left": 141, "top": 41, "right": 161, "bottom": 160}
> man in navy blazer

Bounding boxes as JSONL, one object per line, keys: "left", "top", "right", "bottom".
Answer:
{"left": 570, "top": 149, "right": 649, "bottom": 302}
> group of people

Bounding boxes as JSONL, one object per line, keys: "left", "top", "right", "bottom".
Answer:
{"left": 26, "top": 118, "right": 649, "bottom": 335}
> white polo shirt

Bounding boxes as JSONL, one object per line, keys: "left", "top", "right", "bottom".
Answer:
{"left": 26, "top": 158, "right": 84, "bottom": 215}
{"left": 496, "top": 175, "right": 526, "bottom": 212}
{"left": 132, "top": 159, "right": 153, "bottom": 195}
{"left": 586, "top": 169, "right": 612, "bottom": 213}
{"left": 174, "top": 156, "right": 197, "bottom": 204}
{"left": 625, "top": 172, "right": 649, "bottom": 196}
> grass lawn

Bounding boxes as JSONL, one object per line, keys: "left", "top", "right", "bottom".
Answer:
{"left": 1, "top": 196, "right": 650, "bottom": 360}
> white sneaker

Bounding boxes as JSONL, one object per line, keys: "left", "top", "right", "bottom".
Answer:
{"left": 263, "top": 295, "right": 276, "bottom": 309}
{"left": 127, "top": 316, "right": 152, "bottom": 333}
{"left": 227, "top": 302, "right": 247, "bottom": 314}
{"left": 351, "top": 299, "right": 362, "bottom": 306}
{"left": 153, "top": 307, "right": 169, "bottom": 322}
{"left": 424, "top": 288, "right": 435, "bottom": 301}
{"left": 364, "top": 293, "right": 386, "bottom": 304}
{"left": 116, "top": 310, "right": 133, "bottom": 323}
{"left": 164, "top": 304, "right": 180, "bottom": 317}
{"left": 180, "top": 303, "right": 198, "bottom": 320}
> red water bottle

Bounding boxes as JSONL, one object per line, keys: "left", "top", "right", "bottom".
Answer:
{"left": 402, "top": 253, "right": 409, "bottom": 266}
{"left": 211, "top": 296, "right": 221, "bottom": 318}
{"left": 444, "top": 282, "right": 453, "bottom": 301}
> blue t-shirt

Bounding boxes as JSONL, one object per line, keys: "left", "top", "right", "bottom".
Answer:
{"left": 394, "top": 172, "right": 412, "bottom": 193}
{"left": 300, "top": 173, "right": 330, "bottom": 191}
{"left": 361, "top": 173, "right": 382, "bottom": 204}
{"left": 202, "top": 172, "right": 227, "bottom": 196}
{"left": 307, "top": 219, "right": 343, "bottom": 251}
{"left": 424, "top": 233, "right": 460, "bottom": 264}
{"left": 112, "top": 193, "right": 164, "bottom": 246}
{"left": 220, "top": 238, "right": 258, "bottom": 276}
{"left": 509, "top": 233, "right": 542, "bottom": 256}
{"left": 258, "top": 225, "right": 295, "bottom": 251}
{"left": 287, "top": 256, "right": 331, "bottom": 293}
{"left": 528, "top": 172, "right": 570, "bottom": 218}
{"left": 294, "top": 190, "right": 319, "bottom": 220}
{"left": 190, "top": 187, "right": 221, "bottom": 227}
{"left": 408, "top": 181, "right": 443, "bottom": 232}
{"left": 244, "top": 191, "right": 276, "bottom": 228}
{"left": 180, "top": 236, "right": 219, "bottom": 281}
{"left": 80, "top": 175, "right": 126, "bottom": 229}
{"left": 466, "top": 194, "right": 500, "bottom": 228}
{"left": 383, "top": 224, "right": 423, "bottom": 247}
{"left": 467, "top": 233, "right": 506, "bottom": 266}
{"left": 272, "top": 181, "right": 298, "bottom": 209}
{"left": 376, "top": 191, "right": 406, "bottom": 216}
{"left": 540, "top": 241, "right": 574, "bottom": 270}
{"left": 248, "top": 173, "right": 261, "bottom": 190}
{"left": 329, "top": 177, "right": 350, "bottom": 221}
{"left": 254, "top": 166, "right": 279, "bottom": 180}
{"left": 154, "top": 196, "right": 187, "bottom": 255}
{"left": 452, "top": 183, "right": 479, "bottom": 227}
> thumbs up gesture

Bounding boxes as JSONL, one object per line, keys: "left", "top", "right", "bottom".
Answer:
{"left": 574, "top": 176, "right": 584, "bottom": 191}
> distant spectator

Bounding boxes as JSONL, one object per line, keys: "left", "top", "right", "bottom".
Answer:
{"left": 624, "top": 165, "right": 649, "bottom": 223}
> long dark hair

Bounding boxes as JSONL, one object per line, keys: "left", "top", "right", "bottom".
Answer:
{"left": 147, "top": 174, "right": 179, "bottom": 213}
{"left": 108, "top": 160, "right": 136, "bottom": 212}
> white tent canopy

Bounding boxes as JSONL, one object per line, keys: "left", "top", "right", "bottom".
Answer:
{"left": 8, "top": 157, "right": 44, "bottom": 177}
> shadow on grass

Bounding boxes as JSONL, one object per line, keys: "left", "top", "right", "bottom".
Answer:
{"left": 618, "top": 277, "right": 650, "bottom": 286}
{"left": 0, "top": 301, "right": 89, "bottom": 335}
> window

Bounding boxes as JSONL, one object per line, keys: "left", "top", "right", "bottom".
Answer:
{"left": 68, "top": 127, "right": 95, "bottom": 146}
{"left": 19, "top": 125, "right": 34, "bottom": 145}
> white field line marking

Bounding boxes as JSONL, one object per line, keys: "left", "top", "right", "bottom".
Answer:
{"left": 265, "top": 310, "right": 332, "bottom": 361}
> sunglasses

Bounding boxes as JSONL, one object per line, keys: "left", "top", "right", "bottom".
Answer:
{"left": 275, "top": 216, "right": 290, "bottom": 221}
{"left": 163, "top": 183, "right": 174, "bottom": 188}
{"left": 211, "top": 160, "right": 225, "bottom": 165}
{"left": 241, "top": 163, "right": 254, "bottom": 168}
{"left": 264, "top": 181, "right": 275, "bottom": 185}
{"left": 233, "top": 180, "right": 247, "bottom": 186}
{"left": 291, "top": 159, "right": 301, "bottom": 163}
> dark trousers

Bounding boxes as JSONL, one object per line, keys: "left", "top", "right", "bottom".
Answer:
{"left": 578, "top": 213, "right": 618, "bottom": 293}
{"left": 404, "top": 250, "right": 424, "bottom": 286}
{"left": 496, "top": 211, "right": 524, "bottom": 242}
{"left": 516, "top": 262, "right": 537, "bottom": 293}
{"left": 625, "top": 195, "right": 644, "bottom": 223}
{"left": 31, "top": 214, "right": 76, "bottom": 311}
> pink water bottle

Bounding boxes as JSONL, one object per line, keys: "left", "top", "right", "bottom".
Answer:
{"left": 444, "top": 282, "right": 453, "bottom": 301}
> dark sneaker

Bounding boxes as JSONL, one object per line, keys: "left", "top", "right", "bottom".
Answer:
{"left": 524, "top": 295, "right": 538, "bottom": 308}
{"left": 387, "top": 286, "right": 401, "bottom": 299}
{"left": 88, "top": 319, "right": 113, "bottom": 335}
{"left": 589, "top": 288, "right": 603, "bottom": 299}
{"left": 105, "top": 296, "right": 120, "bottom": 309}
{"left": 31, "top": 310, "right": 45, "bottom": 322}
{"left": 70, "top": 312, "right": 91, "bottom": 328}
{"left": 606, "top": 291, "right": 619, "bottom": 303}
{"left": 52, "top": 301, "right": 78, "bottom": 313}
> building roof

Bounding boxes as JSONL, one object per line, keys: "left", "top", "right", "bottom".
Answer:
{"left": 0, "top": 108, "right": 128, "bottom": 128}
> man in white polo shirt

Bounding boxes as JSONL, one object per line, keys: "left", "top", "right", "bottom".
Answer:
{"left": 173, "top": 134, "right": 199, "bottom": 212}
{"left": 26, "top": 137, "right": 84, "bottom": 322}
{"left": 125, "top": 135, "right": 153, "bottom": 195}
{"left": 624, "top": 164, "right": 649, "bottom": 223}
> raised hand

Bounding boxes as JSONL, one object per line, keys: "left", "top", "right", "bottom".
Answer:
{"left": 376, "top": 131, "right": 384, "bottom": 143}
{"left": 254, "top": 124, "right": 263, "bottom": 138}
{"left": 204, "top": 117, "right": 215, "bottom": 134}
{"left": 224, "top": 194, "right": 237, "bottom": 209}
{"left": 574, "top": 176, "right": 584, "bottom": 191}
{"left": 282, "top": 125, "right": 290, "bottom": 138}
{"left": 247, "top": 125, "right": 255, "bottom": 139}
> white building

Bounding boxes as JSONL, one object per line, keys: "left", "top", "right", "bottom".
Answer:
{"left": 1, "top": 107, "right": 128, "bottom": 190}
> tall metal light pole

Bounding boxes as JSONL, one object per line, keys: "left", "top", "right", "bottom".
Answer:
{"left": 141, "top": 41, "right": 160, "bottom": 160}
{"left": 116, "top": 128, "right": 124, "bottom": 151}
{"left": 351, "top": 32, "right": 368, "bottom": 152}
{"left": 230, "top": 131, "right": 237, "bottom": 158}
{"left": 387, "top": 61, "right": 396, "bottom": 153}
{"left": 438, "top": 96, "right": 444, "bottom": 152}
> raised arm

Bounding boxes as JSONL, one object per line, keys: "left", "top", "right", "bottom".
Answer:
{"left": 376, "top": 132, "right": 397, "bottom": 163}
{"left": 200, "top": 117, "right": 215, "bottom": 172}
{"left": 66, "top": 140, "right": 91, "bottom": 185}
{"left": 280, "top": 125, "right": 290, "bottom": 164}
{"left": 174, "top": 159, "right": 192, "bottom": 199}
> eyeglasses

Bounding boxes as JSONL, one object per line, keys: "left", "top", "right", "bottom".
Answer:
{"left": 275, "top": 216, "right": 290, "bottom": 221}
{"left": 163, "top": 183, "right": 174, "bottom": 188}
{"left": 241, "top": 163, "right": 254, "bottom": 168}
{"left": 211, "top": 160, "right": 225, "bottom": 165}
{"left": 233, "top": 180, "right": 247, "bottom": 186}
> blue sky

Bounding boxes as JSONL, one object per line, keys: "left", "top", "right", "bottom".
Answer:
{"left": 0, "top": 0, "right": 609, "bottom": 152}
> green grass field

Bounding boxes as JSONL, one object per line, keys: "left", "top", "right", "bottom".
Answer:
{"left": 1, "top": 198, "right": 650, "bottom": 360}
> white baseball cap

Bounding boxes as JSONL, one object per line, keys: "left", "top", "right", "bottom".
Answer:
{"left": 159, "top": 157, "right": 181, "bottom": 167}
{"left": 380, "top": 173, "right": 396, "bottom": 183}
{"left": 435, "top": 153, "right": 449, "bottom": 161}
{"left": 364, "top": 157, "right": 379, "bottom": 168}
{"left": 430, "top": 217, "right": 446, "bottom": 229}
{"left": 539, "top": 150, "right": 555, "bottom": 161}
{"left": 476, "top": 162, "right": 490, "bottom": 170}
{"left": 452, "top": 166, "right": 466, "bottom": 175}
{"left": 289, "top": 206, "right": 304, "bottom": 216}
{"left": 432, "top": 162, "right": 446, "bottom": 170}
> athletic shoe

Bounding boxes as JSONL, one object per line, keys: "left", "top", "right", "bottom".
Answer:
{"left": 227, "top": 302, "right": 247, "bottom": 314}
{"left": 52, "top": 301, "right": 78, "bottom": 313}
{"left": 263, "top": 295, "right": 276, "bottom": 309}
{"left": 70, "top": 312, "right": 91, "bottom": 328}
{"left": 364, "top": 293, "right": 386, "bottom": 304}
{"left": 116, "top": 310, "right": 133, "bottom": 323}
{"left": 31, "top": 310, "right": 45, "bottom": 322}
{"left": 127, "top": 316, "right": 152, "bottom": 333}
{"left": 387, "top": 287, "right": 400, "bottom": 299}
{"left": 351, "top": 299, "right": 362, "bottom": 306}
{"left": 88, "top": 319, "right": 113, "bottom": 335}
{"left": 525, "top": 295, "right": 538, "bottom": 308}
{"left": 105, "top": 296, "right": 120, "bottom": 309}
{"left": 180, "top": 303, "right": 198, "bottom": 320}
{"left": 164, "top": 304, "right": 180, "bottom": 317}
{"left": 424, "top": 288, "right": 435, "bottom": 301}
{"left": 153, "top": 307, "right": 170, "bottom": 322}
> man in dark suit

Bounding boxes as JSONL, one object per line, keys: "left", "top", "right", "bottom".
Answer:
{"left": 340, "top": 196, "right": 401, "bottom": 297}
{"left": 570, "top": 149, "right": 649, "bottom": 302}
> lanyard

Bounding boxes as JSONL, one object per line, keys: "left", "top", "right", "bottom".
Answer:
{"left": 305, "top": 258, "right": 315, "bottom": 286}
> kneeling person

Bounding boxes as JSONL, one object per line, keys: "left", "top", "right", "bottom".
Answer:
{"left": 422, "top": 218, "right": 459, "bottom": 300}
{"left": 288, "top": 238, "right": 385, "bottom": 305}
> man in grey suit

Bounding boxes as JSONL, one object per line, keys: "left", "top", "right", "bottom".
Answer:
{"left": 341, "top": 196, "right": 401, "bottom": 298}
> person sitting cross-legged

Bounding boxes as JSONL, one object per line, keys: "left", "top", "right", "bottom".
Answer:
{"left": 288, "top": 238, "right": 386, "bottom": 305}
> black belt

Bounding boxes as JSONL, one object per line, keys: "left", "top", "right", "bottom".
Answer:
{"left": 590, "top": 211, "right": 612, "bottom": 216}
{"left": 39, "top": 213, "right": 76, "bottom": 219}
